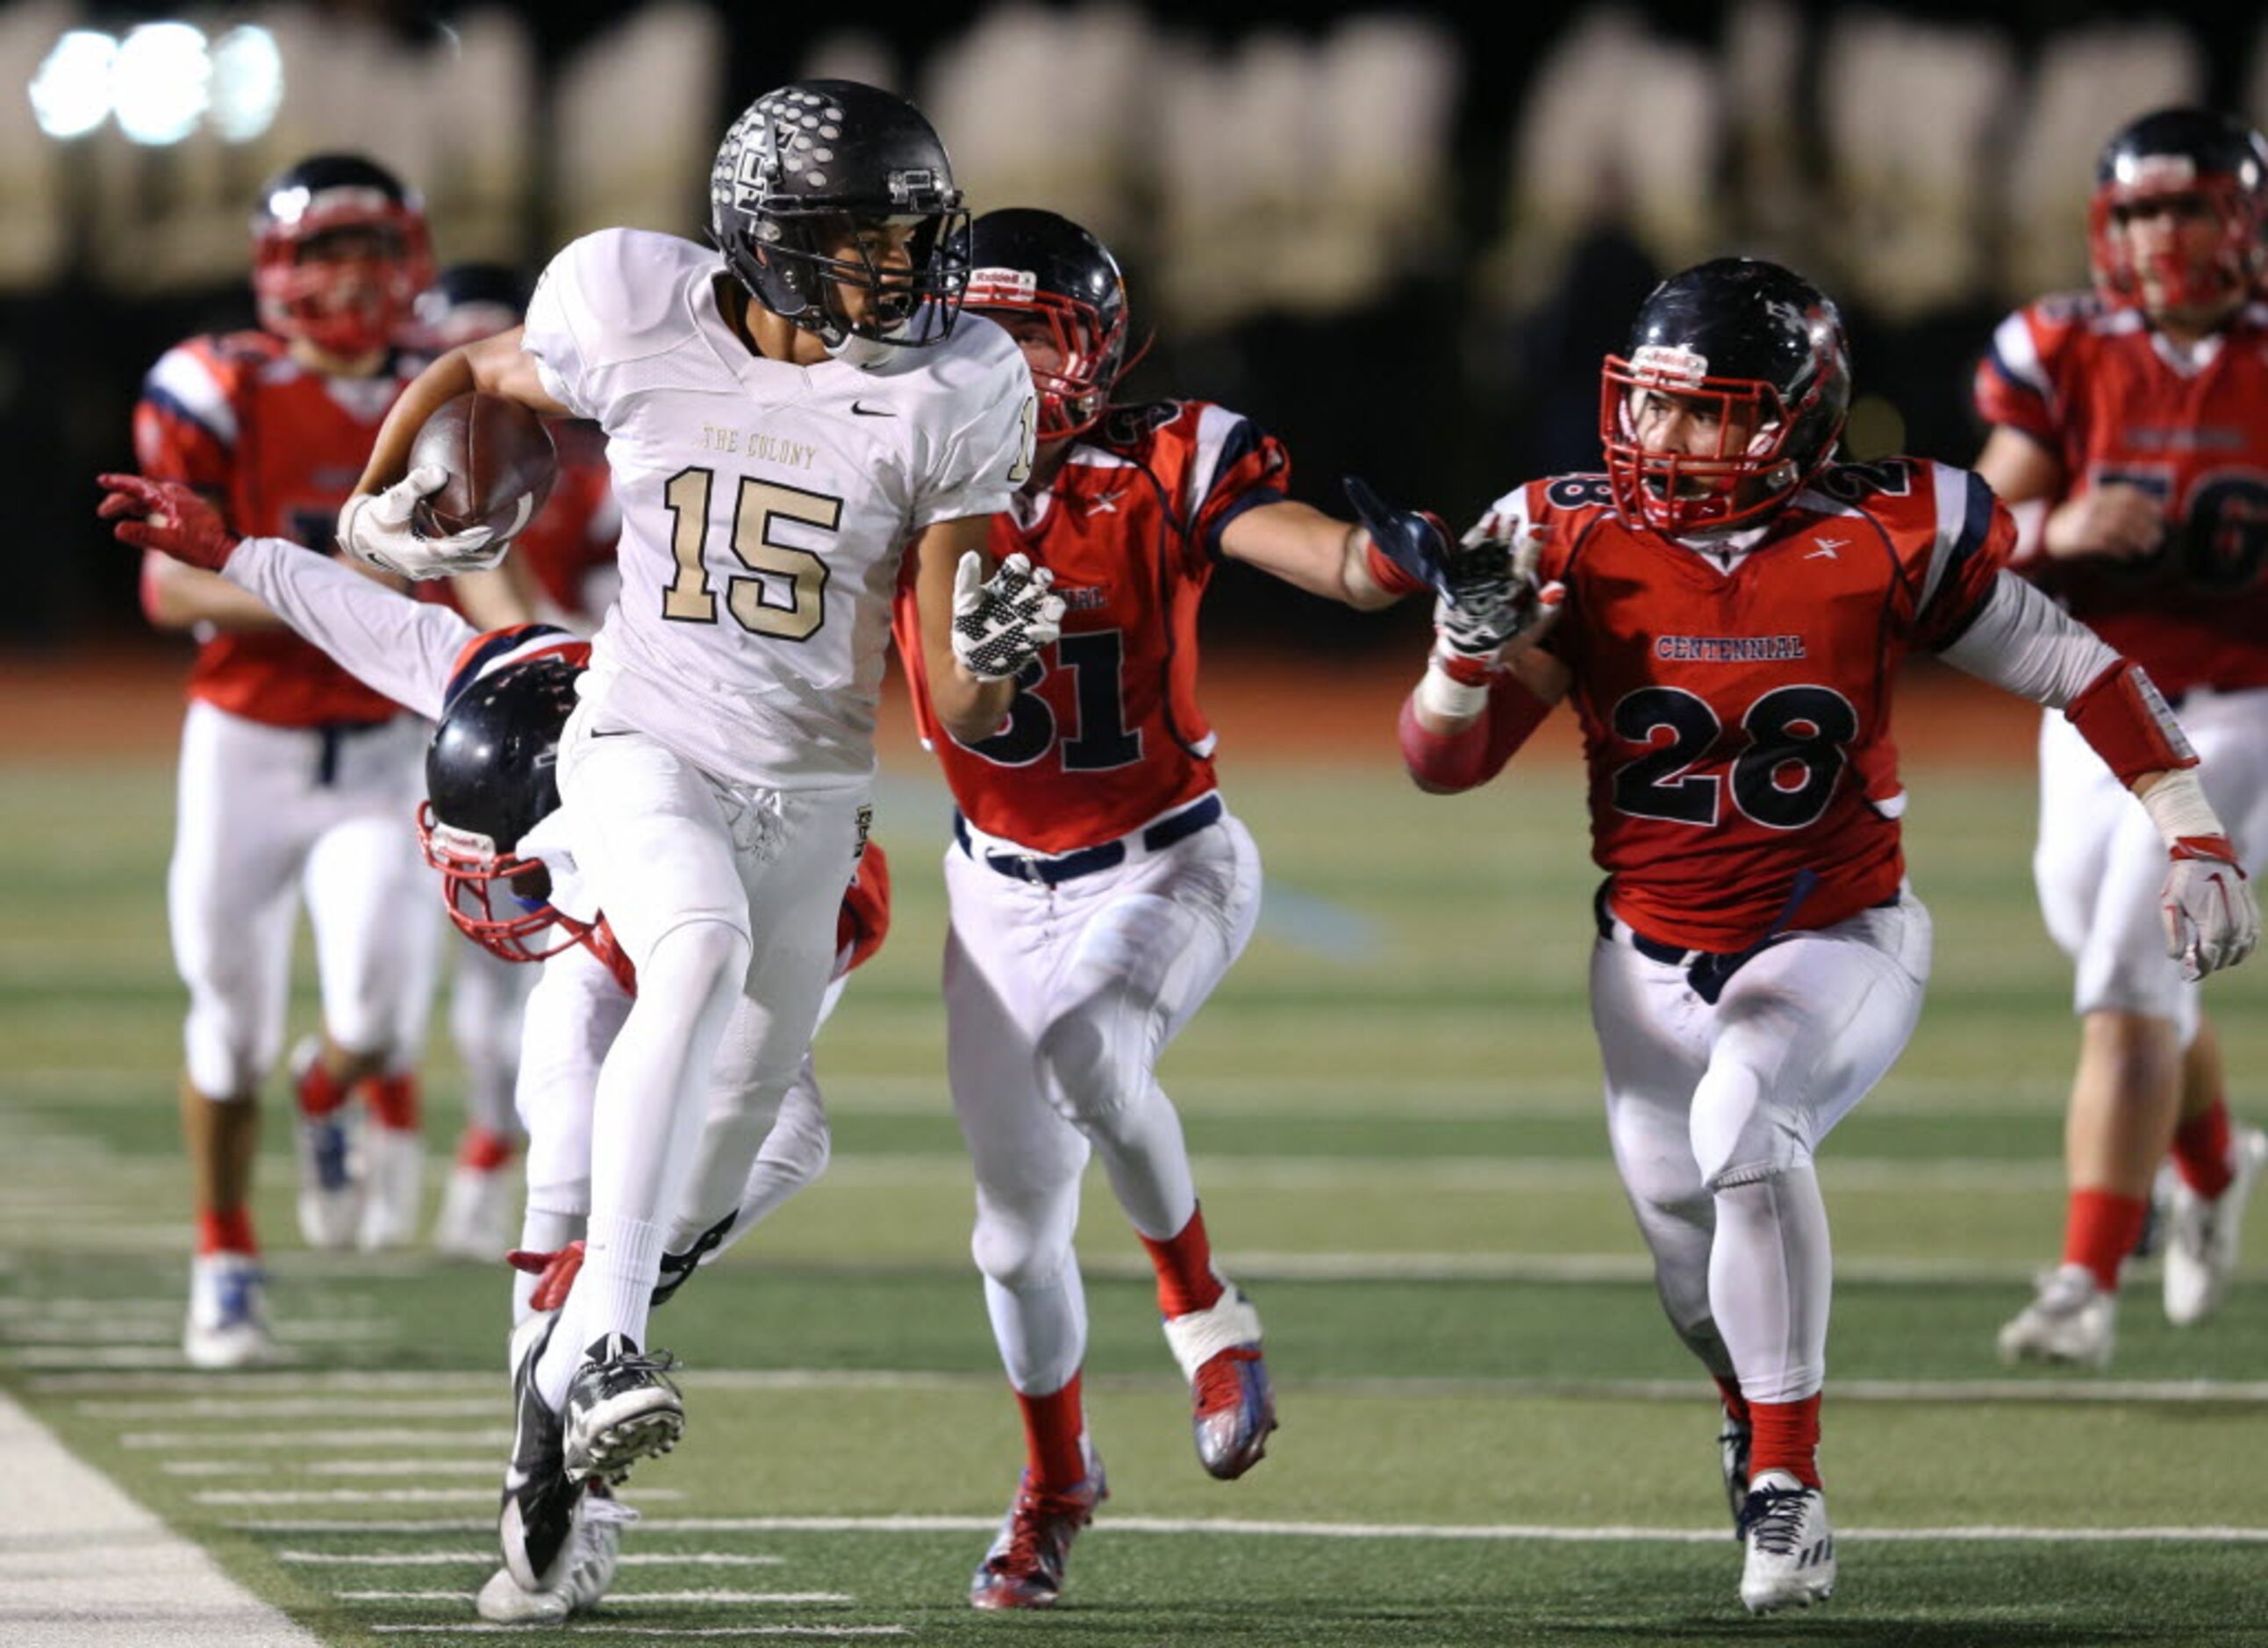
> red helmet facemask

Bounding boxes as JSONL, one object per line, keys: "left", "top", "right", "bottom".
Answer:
{"left": 254, "top": 190, "right": 433, "bottom": 359}
{"left": 2089, "top": 162, "right": 2265, "bottom": 315}
{"left": 418, "top": 804, "right": 636, "bottom": 992}
{"left": 1599, "top": 349, "right": 1818, "bottom": 536}
{"left": 967, "top": 265, "right": 1135, "bottom": 441}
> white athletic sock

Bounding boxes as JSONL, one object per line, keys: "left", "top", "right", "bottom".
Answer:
{"left": 985, "top": 1251, "right": 1090, "bottom": 1397}
{"left": 1708, "top": 1161, "right": 1833, "bottom": 1404}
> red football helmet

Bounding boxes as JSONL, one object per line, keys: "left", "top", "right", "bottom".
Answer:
{"left": 252, "top": 153, "right": 433, "bottom": 359}
{"left": 418, "top": 804, "right": 637, "bottom": 993}
{"left": 964, "top": 207, "right": 1134, "bottom": 441}
{"left": 2089, "top": 108, "right": 2268, "bottom": 315}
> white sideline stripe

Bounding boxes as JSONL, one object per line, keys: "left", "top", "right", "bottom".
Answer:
{"left": 280, "top": 1550, "right": 786, "bottom": 1567}
{"left": 227, "top": 1519, "right": 492, "bottom": 1533}
{"left": 166, "top": 1459, "right": 497, "bottom": 1478}
{"left": 4, "top": 1320, "right": 390, "bottom": 1345}
{"left": 66, "top": 1370, "right": 2268, "bottom": 1407}
{"left": 81, "top": 1398, "right": 499, "bottom": 1418}
{"left": 0, "top": 1386, "right": 321, "bottom": 1648}
{"left": 194, "top": 1487, "right": 687, "bottom": 1506}
{"left": 11, "top": 1345, "right": 311, "bottom": 1369}
{"left": 339, "top": 1589, "right": 848, "bottom": 1604}
{"left": 126, "top": 1429, "right": 512, "bottom": 1449}
{"left": 370, "top": 1629, "right": 906, "bottom": 1639}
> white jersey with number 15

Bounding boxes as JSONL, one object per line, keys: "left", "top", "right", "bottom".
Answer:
{"left": 521, "top": 227, "right": 1034, "bottom": 791}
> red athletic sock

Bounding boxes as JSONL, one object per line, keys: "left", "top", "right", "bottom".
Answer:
{"left": 1747, "top": 1393, "right": 1821, "bottom": 1489}
{"left": 2064, "top": 1188, "right": 2150, "bottom": 1292}
{"left": 1015, "top": 1371, "right": 1089, "bottom": 1493}
{"left": 455, "top": 1125, "right": 514, "bottom": 1172}
{"left": 296, "top": 1057, "right": 349, "bottom": 1119}
{"left": 362, "top": 1071, "right": 420, "bottom": 1131}
{"left": 1140, "top": 1206, "right": 1226, "bottom": 1319}
{"left": 197, "top": 1205, "right": 257, "bottom": 1257}
{"left": 2171, "top": 1100, "right": 2236, "bottom": 1200}
{"left": 1713, "top": 1373, "right": 1751, "bottom": 1429}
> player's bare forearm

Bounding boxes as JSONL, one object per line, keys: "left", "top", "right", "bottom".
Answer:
{"left": 140, "top": 552, "right": 288, "bottom": 633}
{"left": 450, "top": 558, "right": 540, "bottom": 628}
{"left": 351, "top": 329, "right": 567, "bottom": 498}
{"left": 1220, "top": 499, "right": 1404, "bottom": 610}
{"left": 910, "top": 515, "right": 1020, "bottom": 744}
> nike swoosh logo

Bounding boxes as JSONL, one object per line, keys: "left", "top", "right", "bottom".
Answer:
{"left": 850, "top": 401, "right": 897, "bottom": 418}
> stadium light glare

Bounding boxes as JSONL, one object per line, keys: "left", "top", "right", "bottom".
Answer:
{"left": 28, "top": 29, "right": 118, "bottom": 140}
{"left": 113, "top": 21, "right": 211, "bottom": 146}
{"left": 208, "top": 25, "right": 283, "bottom": 142}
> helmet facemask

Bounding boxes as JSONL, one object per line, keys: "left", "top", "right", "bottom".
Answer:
{"left": 417, "top": 804, "right": 595, "bottom": 966}
{"left": 967, "top": 265, "right": 1128, "bottom": 440}
{"left": 1600, "top": 351, "right": 1813, "bottom": 535}
{"left": 254, "top": 192, "right": 432, "bottom": 359}
{"left": 2090, "top": 168, "right": 2265, "bottom": 319}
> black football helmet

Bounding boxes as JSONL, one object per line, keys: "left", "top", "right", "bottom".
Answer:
{"left": 252, "top": 154, "right": 432, "bottom": 357}
{"left": 411, "top": 262, "right": 531, "bottom": 348}
{"left": 2090, "top": 107, "right": 2268, "bottom": 314}
{"left": 1599, "top": 258, "right": 1851, "bottom": 535}
{"left": 417, "top": 656, "right": 595, "bottom": 967}
{"left": 708, "top": 80, "right": 969, "bottom": 355}
{"left": 963, "top": 208, "right": 1132, "bottom": 441}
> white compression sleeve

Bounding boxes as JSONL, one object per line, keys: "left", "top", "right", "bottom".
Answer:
{"left": 220, "top": 536, "right": 475, "bottom": 720}
{"left": 1935, "top": 570, "right": 2119, "bottom": 710}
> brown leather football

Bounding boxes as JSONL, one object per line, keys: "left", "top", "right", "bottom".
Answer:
{"left": 407, "top": 391, "right": 558, "bottom": 541}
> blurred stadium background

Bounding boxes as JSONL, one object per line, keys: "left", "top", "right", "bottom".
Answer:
{"left": 7, "top": 0, "right": 2268, "bottom": 647}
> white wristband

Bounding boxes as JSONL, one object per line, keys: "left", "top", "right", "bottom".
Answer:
{"left": 1414, "top": 656, "right": 1492, "bottom": 721}
{"left": 2138, "top": 767, "right": 2226, "bottom": 846}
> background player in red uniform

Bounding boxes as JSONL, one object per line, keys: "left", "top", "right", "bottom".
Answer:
{"left": 409, "top": 262, "right": 623, "bottom": 1260}
{"left": 1392, "top": 258, "right": 2257, "bottom": 1614}
{"left": 891, "top": 208, "right": 1432, "bottom": 1610}
{"left": 1974, "top": 109, "right": 2268, "bottom": 1367}
{"left": 135, "top": 154, "right": 455, "bottom": 1365}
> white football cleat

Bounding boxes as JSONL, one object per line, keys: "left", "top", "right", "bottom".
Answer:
{"left": 290, "top": 1038, "right": 361, "bottom": 1250}
{"left": 2164, "top": 1127, "right": 2268, "bottom": 1328}
{"left": 478, "top": 1482, "right": 635, "bottom": 1622}
{"left": 1737, "top": 1469, "right": 1835, "bottom": 1614}
{"left": 435, "top": 1159, "right": 518, "bottom": 1261}
{"left": 356, "top": 1126, "right": 425, "bottom": 1251}
{"left": 1997, "top": 1263, "right": 2116, "bottom": 1369}
{"left": 182, "top": 1252, "right": 279, "bottom": 1370}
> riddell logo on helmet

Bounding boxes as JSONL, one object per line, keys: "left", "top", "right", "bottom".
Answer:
{"left": 1632, "top": 344, "right": 1709, "bottom": 387}
{"left": 969, "top": 268, "right": 1038, "bottom": 301}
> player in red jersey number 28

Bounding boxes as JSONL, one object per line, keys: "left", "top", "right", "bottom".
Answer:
{"left": 1396, "top": 258, "right": 2257, "bottom": 1615}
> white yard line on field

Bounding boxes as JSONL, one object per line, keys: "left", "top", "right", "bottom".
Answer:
{"left": 165, "top": 1459, "right": 497, "bottom": 1478}
{"left": 338, "top": 1590, "right": 848, "bottom": 1604}
{"left": 278, "top": 1550, "right": 786, "bottom": 1566}
{"left": 125, "top": 1429, "right": 512, "bottom": 1449}
{"left": 368, "top": 1629, "right": 907, "bottom": 1639}
{"left": 192, "top": 1487, "right": 686, "bottom": 1507}
{"left": 0, "top": 1386, "right": 320, "bottom": 1648}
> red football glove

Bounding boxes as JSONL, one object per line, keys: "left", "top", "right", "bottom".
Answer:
{"left": 2163, "top": 835, "right": 2260, "bottom": 982}
{"left": 96, "top": 473, "right": 240, "bottom": 571}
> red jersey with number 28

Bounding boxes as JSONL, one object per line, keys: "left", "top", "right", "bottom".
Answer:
{"left": 136, "top": 331, "right": 419, "bottom": 727}
{"left": 1492, "top": 459, "right": 2010, "bottom": 952}
{"left": 892, "top": 399, "right": 1291, "bottom": 854}
{"left": 1973, "top": 293, "right": 2268, "bottom": 697}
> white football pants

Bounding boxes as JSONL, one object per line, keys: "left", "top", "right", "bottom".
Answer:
{"left": 1592, "top": 889, "right": 1932, "bottom": 1404}
{"left": 168, "top": 700, "right": 439, "bottom": 1099}
{"left": 944, "top": 802, "right": 1262, "bottom": 1396}
{"left": 2035, "top": 685, "right": 2268, "bottom": 1028}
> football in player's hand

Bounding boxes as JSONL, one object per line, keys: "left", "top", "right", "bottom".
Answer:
{"left": 407, "top": 391, "right": 557, "bottom": 541}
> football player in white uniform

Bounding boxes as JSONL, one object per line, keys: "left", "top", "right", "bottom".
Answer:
{"left": 336, "top": 78, "right": 1041, "bottom": 1558}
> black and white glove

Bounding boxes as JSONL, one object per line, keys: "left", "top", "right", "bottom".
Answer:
{"left": 1434, "top": 523, "right": 1564, "bottom": 662}
{"left": 951, "top": 551, "right": 1065, "bottom": 682}
{"left": 337, "top": 465, "right": 500, "bottom": 580}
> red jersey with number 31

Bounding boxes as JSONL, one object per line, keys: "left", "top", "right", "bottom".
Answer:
{"left": 1492, "top": 459, "right": 2010, "bottom": 952}
{"left": 1973, "top": 293, "right": 2268, "bottom": 697}
{"left": 893, "top": 399, "right": 1291, "bottom": 853}
{"left": 136, "top": 331, "right": 419, "bottom": 727}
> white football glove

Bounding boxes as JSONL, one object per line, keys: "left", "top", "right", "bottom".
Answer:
{"left": 1434, "top": 527, "right": 1565, "bottom": 661}
{"left": 951, "top": 551, "right": 1064, "bottom": 682}
{"left": 337, "top": 464, "right": 501, "bottom": 580}
{"left": 2162, "top": 835, "right": 2260, "bottom": 982}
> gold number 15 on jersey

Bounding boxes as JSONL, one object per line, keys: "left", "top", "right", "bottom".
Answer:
{"left": 661, "top": 466, "right": 842, "bottom": 641}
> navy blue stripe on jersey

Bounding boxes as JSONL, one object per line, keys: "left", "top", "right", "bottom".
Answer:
{"left": 1928, "top": 470, "right": 1999, "bottom": 627}
{"left": 441, "top": 624, "right": 578, "bottom": 713}
{"left": 1201, "top": 486, "right": 1289, "bottom": 561}
{"left": 1981, "top": 339, "right": 2047, "bottom": 412}
{"left": 139, "top": 381, "right": 232, "bottom": 453}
